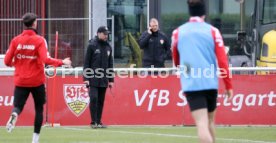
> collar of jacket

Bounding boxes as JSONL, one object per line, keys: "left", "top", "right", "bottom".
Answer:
{"left": 95, "top": 36, "right": 108, "bottom": 44}
{"left": 189, "top": 16, "right": 204, "bottom": 22}
{"left": 152, "top": 31, "right": 159, "bottom": 36}
{"left": 23, "top": 28, "right": 38, "bottom": 35}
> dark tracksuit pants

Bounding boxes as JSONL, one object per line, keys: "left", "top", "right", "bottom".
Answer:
{"left": 89, "top": 86, "right": 107, "bottom": 124}
{"left": 12, "top": 84, "right": 46, "bottom": 134}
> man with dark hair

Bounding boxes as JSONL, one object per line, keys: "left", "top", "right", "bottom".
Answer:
{"left": 4, "top": 12, "right": 71, "bottom": 143}
{"left": 139, "top": 18, "right": 171, "bottom": 68}
{"left": 22, "top": 12, "right": 37, "bottom": 27}
{"left": 172, "top": 0, "right": 233, "bottom": 143}
{"left": 83, "top": 26, "right": 114, "bottom": 129}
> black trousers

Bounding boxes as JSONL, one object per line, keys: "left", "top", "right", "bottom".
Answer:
{"left": 12, "top": 84, "right": 46, "bottom": 134}
{"left": 89, "top": 86, "right": 107, "bottom": 124}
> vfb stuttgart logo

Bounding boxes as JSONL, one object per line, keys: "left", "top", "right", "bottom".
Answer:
{"left": 64, "top": 84, "right": 89, "bottom": 117}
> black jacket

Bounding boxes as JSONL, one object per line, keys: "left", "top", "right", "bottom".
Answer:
{"left": 83, "top": 37, "right": 114, "bottom": 87}
{"left": 138, "top": 30, "right": 171, "bottom": 67}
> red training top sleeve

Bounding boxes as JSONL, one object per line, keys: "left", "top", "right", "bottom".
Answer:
{"left": 4, "top": 39, "right": 16, "bottom": 67}
{"left": 171, "top": 28, "right": 180, "bottom": 67}
{"left": 211, "top": 27, "right": 232, "bottom": 90}
{"left": 38, "top": 38, "right": 63, "bottom": 67}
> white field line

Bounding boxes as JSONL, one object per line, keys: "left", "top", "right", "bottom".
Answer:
{"left": 62, "top": 127, "right": 276, "bottom": 143}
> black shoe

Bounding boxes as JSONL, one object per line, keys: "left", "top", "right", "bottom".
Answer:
{"left": 97, "top": 123, "right": 107, "bottom": 128}
{"left": 90, "top": 123, "right": 97, "bottom": 129}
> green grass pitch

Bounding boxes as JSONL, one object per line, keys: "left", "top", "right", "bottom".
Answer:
{"left": 0, "top": 126, "right": 276, "bottom": 143}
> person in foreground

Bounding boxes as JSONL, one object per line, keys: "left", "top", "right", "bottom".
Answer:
{"left": 171, "top": 0, "right": 233, "bottom": 143}
{"left": 4, "top": 12, "right": 72, "bottom": 143}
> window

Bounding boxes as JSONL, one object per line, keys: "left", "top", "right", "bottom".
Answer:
{"left": 263, "top": 0, "right": 276, "bottom": 24}
{"left": 107, "top": 0, "right": 147, "bottom": 68}
{"left": 160, "top": 0, "right": 188, "bottom": 38}
{"left": 262, "top": 43, "right": 268, "bottom": 57}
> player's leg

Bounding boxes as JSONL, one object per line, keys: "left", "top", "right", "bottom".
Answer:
{"left": 207, "top": 90, "right": 218, "bottom": 143}
{"left": 186, "top": 91, "right": 213, "bottom": 143}
{"left": 6, "top": 86, "right": 30, "bottom": 132}
{"left": 30, "top": 84, "right": 46, "bottom": 143}
{"left": 32, "top": 85, "right": 45, "bottom": 132}
{"left": 208, "top": 111, "right": 216, "bottom": 143}
{"left": 97, "top": 87, "right": 107, "bottom": 128}
{"left": 89, "top": 86, "right": 99, "bottom": 128}
{"left": 192, "top": 109, "right": 213, "bottom": 143}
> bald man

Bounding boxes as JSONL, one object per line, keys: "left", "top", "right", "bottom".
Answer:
{"left": 139, "top": 18, "right": 171, "bottom": 68}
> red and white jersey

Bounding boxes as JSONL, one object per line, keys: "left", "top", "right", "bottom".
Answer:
{"left": 171, "top": 17, "right": 232, "bottom": 91}
{"left": 4, "top": 29, "right": 63, "bottom": 87}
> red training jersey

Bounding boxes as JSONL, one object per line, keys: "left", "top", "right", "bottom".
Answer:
{"left": 4, "top": 29, "right": 63, "bottom": 87}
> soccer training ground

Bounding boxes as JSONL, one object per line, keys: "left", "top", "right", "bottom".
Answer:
{"left": 0, "top": 126, "right": 276, "bottom": 143}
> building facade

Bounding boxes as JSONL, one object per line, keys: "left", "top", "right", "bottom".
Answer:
{"left": 0, "top": 0, "right": 255, "bottom": 67}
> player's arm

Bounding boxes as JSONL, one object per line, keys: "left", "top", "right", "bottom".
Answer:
{"left": 37, "top": 38, "right": 63, "bottom": 67}
{"left": 171, "top": 29, "right": 180, "bottom": 67}
{"left": 108, "top": 48, "right": 114, "bottom": 83}
{"left": 212, "top": 27, "right": 233, "bottom": 100}
{"left": 163, "top": 34, "right": 172, "bottom": 60}
{"left": 4, "top": 40, "right": 16, "bottom": 67}
{"left": 83, "top": 43, "right": 94, "bottom": 82}
{"left": 211, "top": 27, "right": 233, "bottom": 90}
{"left": 138, "top": 31, "right": 151, "bottom": 49}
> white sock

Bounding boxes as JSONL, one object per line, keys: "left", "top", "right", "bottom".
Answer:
{"left": 11, "top": 112, "right": 18, "bottom": 117}
{"left": 32, "top": 133, "right": 39, "bottom": 142}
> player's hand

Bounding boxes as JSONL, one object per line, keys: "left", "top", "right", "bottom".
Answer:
{"left": 108, "top": 82, "right": 114, "bottom": 88}
{"left": 225, "top": 89, "right": 233, "bottom": 102}
{"left": 62, "top": 57, "right": 72, "bottom": 66}
{"left": 147, "top": 27, "right": 152, "bottom": 34}
{"left": 84, "top": 81, "right": 89, "bottom": 88}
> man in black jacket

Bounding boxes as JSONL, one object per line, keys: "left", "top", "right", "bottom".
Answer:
{"left": 83, "top": 26, "right": 114, "bottom": 129}
{"left": 139, "top": 18, "right": 171, "bottom": 68}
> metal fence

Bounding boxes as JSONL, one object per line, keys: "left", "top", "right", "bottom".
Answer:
{"left": 0, "top": 0, "right": 45, "bottom": 53}
{"left": 0, "top": 17, "right": 114, "bottom": 67}
{"left": 0, "top": 18, "right": 89, "bottom": 67}
{"left": 1, "top": 67, "right": 276, "bottom": 76}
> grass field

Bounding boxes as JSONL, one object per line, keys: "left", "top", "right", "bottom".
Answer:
{"left": 0, "top": 126, "right": 276, "bottom": 143}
